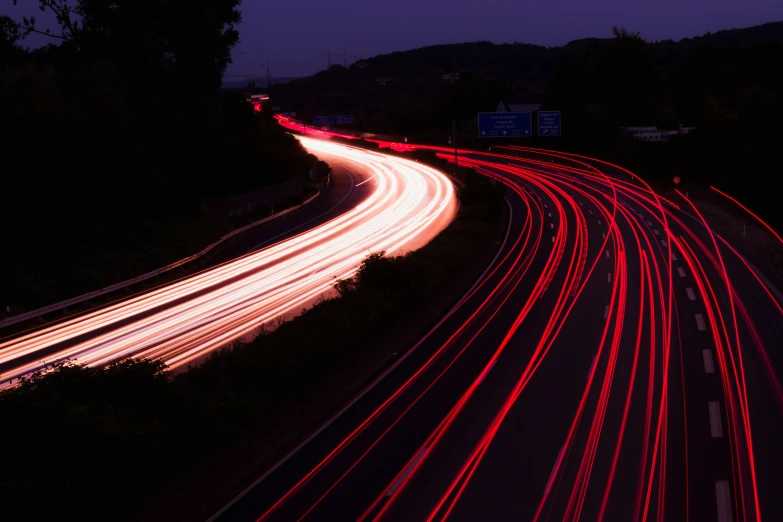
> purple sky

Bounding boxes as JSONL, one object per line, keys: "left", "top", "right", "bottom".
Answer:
{"left": 5, "top": 0, "right": 783, "bottom": 78}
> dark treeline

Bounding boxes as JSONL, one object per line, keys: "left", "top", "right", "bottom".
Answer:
{"left": 1, "top": 1, "right": 313, "bottom": 311}
{"left": 0, "top": 163, "right": 504, "bottom": 521}
{"left": 272, "top": 22, "right": 783, "bottom": 228}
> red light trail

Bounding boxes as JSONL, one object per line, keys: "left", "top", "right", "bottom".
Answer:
{"left": 210, "top": 125, "right": 783, "bottom": 522}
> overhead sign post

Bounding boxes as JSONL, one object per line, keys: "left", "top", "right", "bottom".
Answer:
{"left": 313, "top": 116, "right": 334, "bottom": 125}
{"left": 478, "top": 112, "right": 532, "bottom": 138}
{"left": 537, "top": 111, "right": 561, "bottom": 136}
{"left": 335, "top": 115, "right": 354, "bottom": 124}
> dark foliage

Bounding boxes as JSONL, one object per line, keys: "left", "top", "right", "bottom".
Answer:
{"left": 0, "top": 192, "right": 502, "bottom": 521}
{"left": 1, "top": 2, "right": 314, "bottom": 311}
{"left": 272, "top": 22, "right": 783, "bottom": 228}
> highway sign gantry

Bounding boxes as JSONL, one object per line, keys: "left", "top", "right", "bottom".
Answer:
{"left": 478, "top": 112, "right": 532, "bottom": 138}
{"left": 538, "top": 111, "right": 561, "bottom": 136}
{"left": 313, "top": 116, "right": 334, "bottom": 125}
{"left": 335, "top": 115, "right": 355, "bottom": 124}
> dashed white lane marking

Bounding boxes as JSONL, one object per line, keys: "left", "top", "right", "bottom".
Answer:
{"left": 654, "top": 229, "right": 661, "bottom": 235}
{"left": 550, "top": 223, "right": 554, "bottom": 229}
{"left": 695, "top": 314, "right": 707, "bottom": 331}
{"left": 605, "top": 250, "right": 610, "bottom": 259}
{"left": 671, "top": 252, "right": 678, "bottom": 261}
{"left": 660, "top": 239, "right": 668, "bottom": 247}
{"left": 602, "top": 233, "right": 606, "bottom": 240}
{"left": 597, "top": 220, "right": 602, "bottom": 225}
{"left": 477, "top": 360, "right": 497, "bottom": 385}
{"left": 548, "top": 212, "right": 552, "bottom": 217}
{"left": 544, "top": 203, "right": 548, "bottom": 208}
{"left": 579, "top": 202, "right": 583, "bottom": 206}
{"left": 709, "top": 401, "right": 724, "bottom": 438}
{"left": 552, "top": 236, "right": 555, "bottom": 243}
{"left": 387, "top": 447, "right": 429, "bottom": 496}
{"left": 686, "top": 288, "right": 696, "bottom": 301}
{"left": 604, "top": 305, "right": 610, "bottom": 319}
{"left": 589, "top": 209, "right": 593, "bottom": 215}
{"left": 608, "top": 273, "right": 612, "bottom": 283}
{"left": 703, "top": 349, "right": 715, "bottom": 374}
{"left": 646, "top": 220, "right": 654, "bottom": 226}
{"left": 677, "top": 267, "right": 687, "bottom": 278}
{"left": 715, "top": 480, "right": 733, "bottom": 522}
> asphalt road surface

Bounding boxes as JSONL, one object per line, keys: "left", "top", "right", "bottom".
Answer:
{"left": 211, "top": 144, "right": 783, "bottom": 522}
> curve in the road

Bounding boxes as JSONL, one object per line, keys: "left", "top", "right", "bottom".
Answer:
{"left": 0, "top": 137, "right": 457, "bottom": 386}
{"left": 211, "top": 143, "right": 783, "bottom": 522}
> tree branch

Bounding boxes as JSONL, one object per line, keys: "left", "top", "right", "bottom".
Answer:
{"left": 23, "top": 27, "right": 69, "bottom": 41}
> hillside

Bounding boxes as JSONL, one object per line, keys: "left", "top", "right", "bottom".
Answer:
{"left": 270, "top": 21, "right": 783, "bottom": 229}
{"left": 269, "top": 22, "right": 783, "bottom": 132}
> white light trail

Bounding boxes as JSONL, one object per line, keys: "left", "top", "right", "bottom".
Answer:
{"left": 0, "top": 137, "right": 457, "bottom": 385}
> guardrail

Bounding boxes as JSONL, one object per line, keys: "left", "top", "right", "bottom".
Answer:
{"left": 0, "top": 190, "right": 321, "bottom": 330}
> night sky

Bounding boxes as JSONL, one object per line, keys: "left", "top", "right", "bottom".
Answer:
{"left": 5, "top": 0, "right": 783, "bottom": 78}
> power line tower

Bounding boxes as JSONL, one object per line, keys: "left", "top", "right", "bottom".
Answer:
{"left": 322, "top": 47, "right": 333, "bottom": 69}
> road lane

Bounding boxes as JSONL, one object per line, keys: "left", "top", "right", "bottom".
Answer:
{"left": 211, "top": 142, "right": 783, "bottom": 522}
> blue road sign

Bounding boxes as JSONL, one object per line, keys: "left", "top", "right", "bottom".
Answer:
{"left": 335, "top": 115, "right": 354, "bottom": 124}
{"left": 478, "top": 112, "right": 532, "bottom": 138}
{"left": 313, "top": 115, "right": 334, "bottom": 125}
{"left": 538, "top": 111, "right": 561, "bottom": 136}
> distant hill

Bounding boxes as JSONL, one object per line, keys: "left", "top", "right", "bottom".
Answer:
{"left": 269, "top": 21, "right": 783, "bottom": 136}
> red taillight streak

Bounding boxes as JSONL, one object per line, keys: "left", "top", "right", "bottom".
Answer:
{"left": 675, "top": 237, "right": 748, "bottom": 522}
{"left": 675, "top": 193, "right": 762, "bottom": 522}
{"left": 293, "top": 188, "right": 545, "bottom": 521}
{"left": 369, "top": 180, "right": 587, "bottom": 521}
{"left": 254, "top": 182, "right": 535, "bottom": 521}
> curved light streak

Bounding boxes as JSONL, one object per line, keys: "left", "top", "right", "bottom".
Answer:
{"left": 0, "top": 136, "right": 458, "bottom": 386}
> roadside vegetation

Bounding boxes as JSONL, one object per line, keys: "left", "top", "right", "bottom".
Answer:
{"left": 0, "top": 166, "right": 506, "bottom": 521}
{"left": 0, "top": 1, "right": 316, "bottom": 313}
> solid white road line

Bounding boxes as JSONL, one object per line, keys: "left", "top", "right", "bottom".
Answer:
{"left": 703, "top": 349, "right": 715, "bottom": 374}
{"left": 677, "top": 267, "right": 687, "bottom": 278}
{"left": 695, "top": 314, "right": 707, "bottom": 331}
{"left": 708, "top": 401, "right": 724, "bottom": 438}
{"left": 715, "top": 480, "right": 733, "bottom": 522}
{"left": 387, "top": 447, "right": 429, "bottom": 496}
{"left": 686, "top": 288, "right": 697, "bottom": 301}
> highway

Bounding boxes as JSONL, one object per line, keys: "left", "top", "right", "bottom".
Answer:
{"left": 210, "top": 142, "right": 783, "bottom": 522}
{"left": 0, "top": 137, "right": 457, "bottom": 386}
